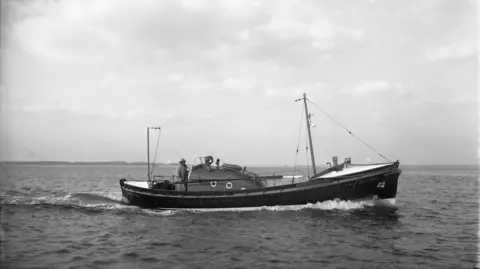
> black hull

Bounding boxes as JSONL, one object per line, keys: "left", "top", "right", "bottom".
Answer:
{"left": 120, "top": 162, "right": 401, "bottom": 209}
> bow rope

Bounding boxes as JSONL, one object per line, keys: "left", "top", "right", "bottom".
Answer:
{"left": 306, "top": 99, "right": 390, "bottom": 162}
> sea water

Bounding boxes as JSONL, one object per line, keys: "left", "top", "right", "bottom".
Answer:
{"left": 0, "top": 164, "right": 477, "bottom": 268}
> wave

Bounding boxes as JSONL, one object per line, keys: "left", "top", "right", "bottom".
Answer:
{"left": 1, "top": 191, "right": 396, "bottom": 216}
{"left": 69, "top": 192, "right": 124, "bottom": 204}
{"left": 0, "top": 191, "right": 177, "bottom": 217}
{"left": 1, "top": 192, "right": 120, "bottom": 206}
{"left": 181, "top": 199, "right": 378, "bottom": 213}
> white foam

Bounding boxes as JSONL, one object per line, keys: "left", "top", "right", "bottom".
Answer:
{"left": 29, "top": 194, "right": 73, "bottom": 205}
{"left": 79, "top": 191, "right": 124, "bottom": 201}
{"left": 174, "top": 199, "right": 371, "bottom": 213}
{"left": 372, "top": 198, "right": 397, "bottom": 208}
{"left": 2, "top": 192, "right": 394, "bottom": 216}
{"left": 2, "top": 193, "right": 178, "bottom": 216}
{"left": 76, "top": 202, "right": 178, "bottom": 216}
{"left": 3, "top": 192, "right": 120, "bottom": 207}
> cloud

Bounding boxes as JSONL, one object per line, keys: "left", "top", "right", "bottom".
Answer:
{"left": 2, "top": 0, "right": 477, "bottom": 165}
{"left": 247, "top": 5, "right": 365, "bottom": 66}
{"left": 14, "top": 103, "right": 154, "bottom": 120}
{"left": 425, "top": 41, "right": 477, "bottom": 61}
{"left": 265, "top": 88, "right": 276, "bottom": 96}
{"left": 450, "top": 95, "right": 477, "bottom": 106}
{"left": 349, "top": 81, "right": 390, "bottom": 95}
{"left": 221, "top": 78, "right": 254, "bottom": 92}
{"left": 343, "top": 81, "right": 410, "bottom": 96}
{"left": 336, "top": 82, "right": 417, "bottom": 120}
{"left": 6, "top": 0, "right": 367, "bottom": 92}
{"left": 9, "top": 0, "right": 269, "bottom": 62}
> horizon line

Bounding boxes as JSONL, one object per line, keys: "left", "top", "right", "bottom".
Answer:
{"left": 0, "top": 160, "right": 478, "bottom": 167}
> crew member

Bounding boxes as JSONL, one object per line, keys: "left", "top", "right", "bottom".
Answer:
{"left": 216, "top": 158, "right": 220, "bottom": 169}
{"left": 176, "top": 158, "right": 189, "bottom": 191}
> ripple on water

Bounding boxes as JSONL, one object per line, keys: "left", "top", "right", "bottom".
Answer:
{"left": 0, "top": 165, "right": 478, "bottom": 269}
{"left": 150, "top": 242, "right": 171, "bottom": 247}
{"left": 121, "top": 251, "right": 140, "bottom": 260}
{"left": 140, "top": 257, "right": 160, "bottom": 263}
{"left": 69, "top": 256, "right": 87, "bottom": 262}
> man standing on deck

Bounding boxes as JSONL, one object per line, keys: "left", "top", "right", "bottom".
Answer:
{"left": 176, "top": 158, "right": 189, "bottom": 191}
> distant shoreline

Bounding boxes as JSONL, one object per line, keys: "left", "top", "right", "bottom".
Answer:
{"left": 0, "top": 161, "right": 290, "bottom": 168}
{"left": 0, "top": 161, "right": 175, "bottom": 166}
{"left": 0, "top": 161, "right": 477, "bottom": 169}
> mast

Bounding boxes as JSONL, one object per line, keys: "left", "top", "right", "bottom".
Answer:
{"left": 147, "top": 127, "right": 150, "bottom": 181}
{"left": 302, "top": 93, "right": 317, "bottom": 175}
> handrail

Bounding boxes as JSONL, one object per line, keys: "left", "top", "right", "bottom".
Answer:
{"left": 151, "top": 176, "right": 269, "bottom": 183}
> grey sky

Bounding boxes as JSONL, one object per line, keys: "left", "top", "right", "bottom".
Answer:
{"left": 1, "top": 0, "right": 477, "bottom": 165}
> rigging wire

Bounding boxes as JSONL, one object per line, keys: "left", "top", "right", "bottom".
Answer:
{"left": 305, "top": 120, "right": 310, "bottom": 179}
{"left": 293, "top": 106, "right": 304, "bottom": 180}
{"left": 151, "top": 128, "right": 162, "bottom": 178}
{"left": 306, "top": 99, "right": 390, "bottom": 162}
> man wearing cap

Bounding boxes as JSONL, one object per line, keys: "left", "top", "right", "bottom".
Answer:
{"left": 176, "top": 158, "right": 189, "bottom": 191}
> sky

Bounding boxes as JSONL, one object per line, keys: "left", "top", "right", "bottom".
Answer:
{"left": 0, "top": 0, "right": 478, "bottom": 166}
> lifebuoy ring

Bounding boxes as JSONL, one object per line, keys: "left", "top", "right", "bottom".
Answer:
{"left": 226, "top": 182, "right": 233, "bottom": 189}
{"left": 210, "top": 181, "right": 217, "bottom": 188}
{"left": 205, "top": 156, "right": 214, "bottom": 166}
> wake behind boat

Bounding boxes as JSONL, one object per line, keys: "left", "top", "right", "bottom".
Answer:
{"left": 119, "top": 93, "right": 401, "bottom": 209}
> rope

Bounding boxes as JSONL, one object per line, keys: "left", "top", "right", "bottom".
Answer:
{"left": 306, "top": 99, "right": 390, "bottom": 162}
{"left": 151, "top": 129, "right": 162, "bottom": 178}
{"left": 305, "top": 122, "right": 310, "bottom": 179}
{"left": 292, "top": 106, "right": 304, "bottom": 179}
